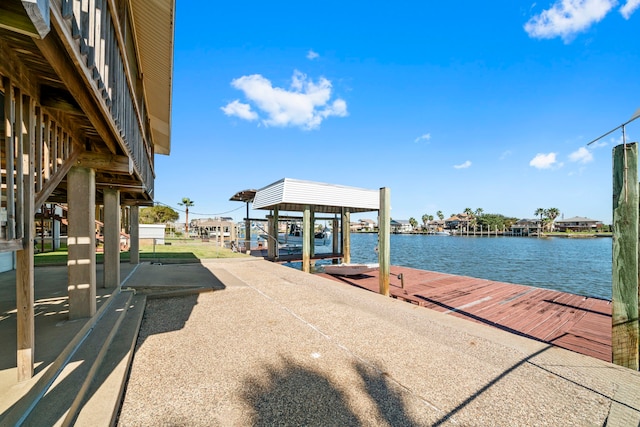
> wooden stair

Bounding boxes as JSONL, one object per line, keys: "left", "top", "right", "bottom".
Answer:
{"left": 1, "top": 290, "right": 145, "bottom": 427}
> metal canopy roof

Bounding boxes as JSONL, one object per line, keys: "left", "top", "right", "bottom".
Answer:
{"left": 250, "top": 178, "right": 380, "bottom": 214}
{"left": 229, "top": 189, "right": 257, "bottom": 203}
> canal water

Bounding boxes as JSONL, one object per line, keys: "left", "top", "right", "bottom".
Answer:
{"left": 311, "top": 233, "right": 612, "bottom": 301}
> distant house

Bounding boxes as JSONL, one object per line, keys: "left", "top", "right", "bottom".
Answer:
{"left": 510, "top": 218, "right": 541, "bottom": 236}
{"left": 357, "top": 219, "right": 377, "bottom": 231}
{"left": 444, "top": 214, "right": 471, "bottom": 231}
{"left": 391, "top": 219, "right": 413, "bottom": 233}
{"left": 554, "top": 216, "right": 603, "bottom": 232}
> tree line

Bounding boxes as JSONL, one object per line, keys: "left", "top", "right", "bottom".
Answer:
{"left": 408, "top": 207, "right": 561, "bottom": 232}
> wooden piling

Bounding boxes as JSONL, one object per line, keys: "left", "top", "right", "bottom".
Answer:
{"left": 612, "top": 142, "right": 639, "bottom": 370}
{"left": 379, "top": 187, "right": 390, "bottom": 296}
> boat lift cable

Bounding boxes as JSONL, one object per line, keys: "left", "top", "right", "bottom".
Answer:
{"left": 586, "top": 108, "right": 639, "bottom": 204}
{"left": 153, "top": 201, "right": 244, "bottom": 217}
{"left": 586, "top": 107, "right": 640, "bottom": 147}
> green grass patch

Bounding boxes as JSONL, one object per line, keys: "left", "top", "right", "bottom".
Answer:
{"left": 34, "top": 238, "right": 250, "bottom": 266}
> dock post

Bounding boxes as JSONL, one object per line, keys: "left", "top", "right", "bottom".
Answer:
{"left": 302, "top": 205, "right": 311, "bottom": 273}
{"left": 342, "top": 208, "right": 350, "bottom": 263}
{"left": 612, "top": 142, "right": 639, "bottom": 370}
{"left": 379, "top": 187, "right": 390, "bottom": 296}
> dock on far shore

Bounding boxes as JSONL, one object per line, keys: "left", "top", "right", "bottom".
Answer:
{"left": 318, "top": 265, "right": 612, "bottom": 363}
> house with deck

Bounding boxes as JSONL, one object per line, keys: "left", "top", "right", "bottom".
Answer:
{"left": 554, "top": 216, "right": 603, "bottom": 232}
{"left": 0, "top": 0, "right": 174, "bottom": 385}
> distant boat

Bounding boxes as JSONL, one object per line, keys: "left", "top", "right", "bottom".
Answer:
{"left": 260, "top": 223, "right": 331, "bottom": 246}
{"left": 323, "top": 263, "right": 379, "bottom": 276}
{"left": 434, "top": 231, "right": 450, "bottom": 236}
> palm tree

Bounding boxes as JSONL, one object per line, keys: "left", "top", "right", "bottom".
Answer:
{"left": 421, "top": 214, "right": 429, "bottom": 230}
{"left": 437, "top": 210, "right": 444, "bottom": 221}
{"left": 534, "top": 208, "right": 545, "bottom": 236}
{"left": 463, "top": 207, "right": 475, "bottom": 232}
{"left": 178, "top": 197, "right": 195, "bottom": 236}
{"left": 545, "top": 207, "right": 560, "bottom": 232}
{"left": 409, "top": 217, "right": 418, "bottom": 231}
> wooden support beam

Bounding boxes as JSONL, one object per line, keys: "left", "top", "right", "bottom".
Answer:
{"left": 33, "top": 23, "right": 119, "bottom": 155}
{"left": 102, "top": 188, "right": 120, "bottom": 288}
{"left": 332, "top": 218, "right": 340, "bottom": 261}
{"left": 302, "top": 205, "right": 311, "bottom": 273}
{"left": 612, "top": 142, "right": 639, "bottom": 370}
{"left": 16, "top": 93, "right": 35, "bottom": 381}
{"left": 34, "top": 148, "right": 80, "bottom": 208}
{"left": 0, "top": 1, "right": 42, "bottom": 38}
{"left": 129, "top": 205, "right": 139, "bottom": 264}
{"left": 77, "top": 151, "right": 131, "bottom": 174}
{"left": 378, "top": 187, "right": 390, "bottom": 297}
{"left": 20, "top": 0, "right": 50, "bottom": 38}
{"left": 342, "top": 208, "right": 351, "bottom": 264}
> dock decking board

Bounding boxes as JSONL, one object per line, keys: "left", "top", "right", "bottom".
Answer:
{"left": 318, "top": 265, "right": 612, "bottom": 362}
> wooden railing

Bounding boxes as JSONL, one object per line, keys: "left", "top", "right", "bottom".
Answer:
{"left": 56, "top": 0, "right": 154, "bottom": 194}
{"left": 1, "top": 77, "right": 78, "bottom": 252}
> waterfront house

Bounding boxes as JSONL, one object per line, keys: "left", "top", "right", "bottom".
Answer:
{"left": 353, "top": 218, "right": 376, "bottom": 231}
{"left": 444, "top": 214, "right": 471, "bottom": 231}
{"left": 391, "top": 219, "right": 413, "bottom": 233}
{"left": 0, "top": 0, "right": 175, "bottom": 384}
{"left": 554, "top": 216, "right": 603, "bottom": 232}
{"left": 510, "top": 218, "right": 541, "bottom": 236}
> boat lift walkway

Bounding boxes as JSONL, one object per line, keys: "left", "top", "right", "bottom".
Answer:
{"left": 319, "top": 265, "right": 612, "bottom": 363}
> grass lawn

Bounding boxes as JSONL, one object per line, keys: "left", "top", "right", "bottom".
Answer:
{"left": 34, "top": 238, "right": 250, "bottom": 266}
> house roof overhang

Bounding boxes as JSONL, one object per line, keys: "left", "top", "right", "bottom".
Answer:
{"left": 130, "top": 0, "right": 175, "bottom": 156}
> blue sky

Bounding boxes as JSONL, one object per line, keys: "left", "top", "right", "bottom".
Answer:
{"left": 155, "top": 1, "right": 640, "bottom": 225}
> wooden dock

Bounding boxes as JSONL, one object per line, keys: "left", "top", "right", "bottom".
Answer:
{"left": 318, "top": 266, "right": 612, "bottom": 362}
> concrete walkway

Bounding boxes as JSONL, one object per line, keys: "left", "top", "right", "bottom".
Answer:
{"left": 118, "top": 258, "right": 640, "bottom": 426}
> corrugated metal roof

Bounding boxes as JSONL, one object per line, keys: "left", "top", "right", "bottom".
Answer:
{"left": 130, "top": 0, "right": 175, "bottom": 155}
{"left": 252, "top": 178, "right": 380, "bottom": 214}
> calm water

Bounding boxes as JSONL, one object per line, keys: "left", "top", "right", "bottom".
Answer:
{"left": 312, "top": 233, "right": 612, "bottom": 301}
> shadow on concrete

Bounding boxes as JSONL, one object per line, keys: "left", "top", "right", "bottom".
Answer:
{"left": 241, "top": 357, "right": 421, "bottom": 426}
{"left": 0, "top": 261, "right": 223, "bottom": 424}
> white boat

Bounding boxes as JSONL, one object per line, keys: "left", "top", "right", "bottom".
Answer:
{"left": 260, "top": 224, "right": 332, "bottom": 246}
{"left": 433, "top": 231, "right": 450, "bottom": 236}
{"left": 323, "top": 263, "right": 379, "bottom": 276}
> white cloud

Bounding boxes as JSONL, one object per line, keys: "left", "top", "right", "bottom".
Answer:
{"left": 220, "top": 100, "right": 258, "bottom": 121}
{"left": 499, "top": 150, "right": 512, "bottom": 160}
{"left": 569, "top": 146, "right": 594, "bottom": 163}
{"left": 414, "top": 133, "right": 431, "bottom": 143}
{"left": 524, "top": 0, "right": 616, "bottom": 42}
{"left": 224, "top": 70, "right": 348, "bottom": 130}
{"left": 454, "top": 160, "right": 472, "bottom": 169}
{"left": 529, "top": 152, "right": 559, "bottom": 169}
{"left": 307, "top": 50, "right": 319, "bottom": 60}
{"left": 621, "top": 0, "right": 640, "bottom": 18}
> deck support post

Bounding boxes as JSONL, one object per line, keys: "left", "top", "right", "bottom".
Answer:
{"left": 302, "top": 205, "right": 311, "bottom": 273}
{"left": 16, "top": 93, "right": 35, "bottom": 381}
{"left": 612, "top": 142, "right": 639, "bottom": 370}
{"left": 67, "top": 166, "right": 96, "bottom": 319}
{"left": 129, "top": 205, "right": 139, "bottom": 264}
{"left": 310, "top": 210, "right": 315, "bottom": 259}
{"left": 244, "top": 202, "right": 251, "bottom": 254}
{"left": 103, "top": 188, "right": 120, "bottom": 287}
{"left": 332, "top": 217, "right": 340, "bottom": 263}
{"left": 378, "top": 187, "right": 390, "bottom": 296}
{"left": 342, "top": 208, "right": 350, "bottom": 264}
{"left": 267, "top": 207, "right": 279, "bottom": 259}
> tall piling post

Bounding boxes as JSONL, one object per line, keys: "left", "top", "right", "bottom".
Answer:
{"left": 379, "top": 187, "right": 390, "bottom": 296}
{"left": 612, "top": 142, "right": 639, "bottom": 370}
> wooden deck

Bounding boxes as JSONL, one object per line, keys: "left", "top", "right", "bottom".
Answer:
{"left": 318, "top": 266, "right": 612, "bottom": 362}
